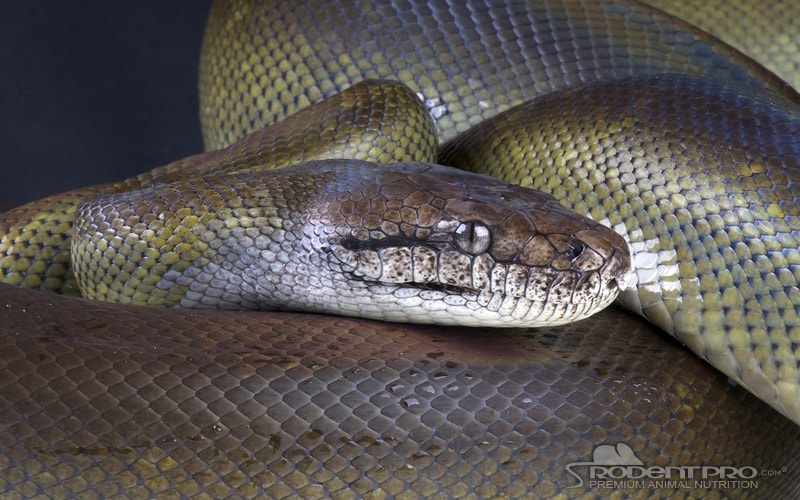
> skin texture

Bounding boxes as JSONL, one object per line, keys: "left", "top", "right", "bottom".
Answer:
{"left": 2, "top": 0, "right": 800, "bottom": 498}
{"left": 641, "top": 0, "right": 800, "bottom": 91}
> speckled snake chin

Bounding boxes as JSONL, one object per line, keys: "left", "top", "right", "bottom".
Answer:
{"left": 2, "top": 0, "right": 800, "bottom": 498}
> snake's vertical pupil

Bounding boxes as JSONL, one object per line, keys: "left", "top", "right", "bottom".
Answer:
{"left": 454, "top": 221, "right": 491, "bottom": 255}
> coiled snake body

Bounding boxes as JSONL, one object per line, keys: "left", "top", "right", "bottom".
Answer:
{"left": 2, "top": 0, "right": 800, "bottom": 498}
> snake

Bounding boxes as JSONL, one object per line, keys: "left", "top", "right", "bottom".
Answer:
{"left": 2, "top": 0, "right": 800, "bottom": 498}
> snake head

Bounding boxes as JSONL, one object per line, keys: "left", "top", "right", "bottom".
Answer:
{"left": 318, "top": 161, "right": 632, "bottom": 326}
{"left": 72, "top": 160, "right": 630, "bottom": 328}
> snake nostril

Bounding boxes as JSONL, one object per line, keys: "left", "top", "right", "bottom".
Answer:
{"left": 565, "top": 241, "right": 585, "bottom": 260}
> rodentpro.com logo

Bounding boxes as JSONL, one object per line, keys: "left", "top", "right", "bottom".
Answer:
{"left": 565, "top": 443, "right": 786, "bottom": 490}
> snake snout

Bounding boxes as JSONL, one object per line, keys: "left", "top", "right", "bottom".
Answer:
{"left": 426, "top": 180, "right": 632, "bottom": 325}
{"left": 573, "top": 227, "right": 633, "bottom": 292}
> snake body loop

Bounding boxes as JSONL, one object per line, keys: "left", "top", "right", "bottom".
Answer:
{"left": 2, "top": 0, "right": 800, "bottom": 498}
{"left": 439, "top": 73, "right": 800, "bottom": 422}
{"left": 198, "top": 0, "right": 799, "bottom": 150}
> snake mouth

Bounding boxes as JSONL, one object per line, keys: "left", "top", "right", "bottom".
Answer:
{"left": 334, "top": 243, "right": 624, "bottom": 303}
{"left": 608, "top": 276, "right": 629, "bottom": 295}
{"left": 415, "top": 282, "right": 480, "bottom": 296}
{"left": 357, "top": 276, "right": 479, "bottom": 297}
{"left": 606, "top": 258, "right": 636, "bottom": 293}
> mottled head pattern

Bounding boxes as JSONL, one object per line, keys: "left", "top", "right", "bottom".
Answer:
{"left": 72, "top": 160, "right": 630, "bottom": 327}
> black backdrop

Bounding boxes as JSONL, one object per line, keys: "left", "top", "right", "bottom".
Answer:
{"left": 1, "top": 1, "right": 213, "bottom": 207}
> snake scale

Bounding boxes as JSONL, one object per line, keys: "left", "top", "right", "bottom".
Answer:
{"left": 2, "top": 0, "right": 800, "bottom": 498}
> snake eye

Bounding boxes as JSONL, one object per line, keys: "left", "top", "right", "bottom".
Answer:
{"left": 454, "top": 222, "right": 491, "bottom": 255}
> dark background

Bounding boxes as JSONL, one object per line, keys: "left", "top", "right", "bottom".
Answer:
{"left": 1, "top": 1, "right": 213, "bottom": 207}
